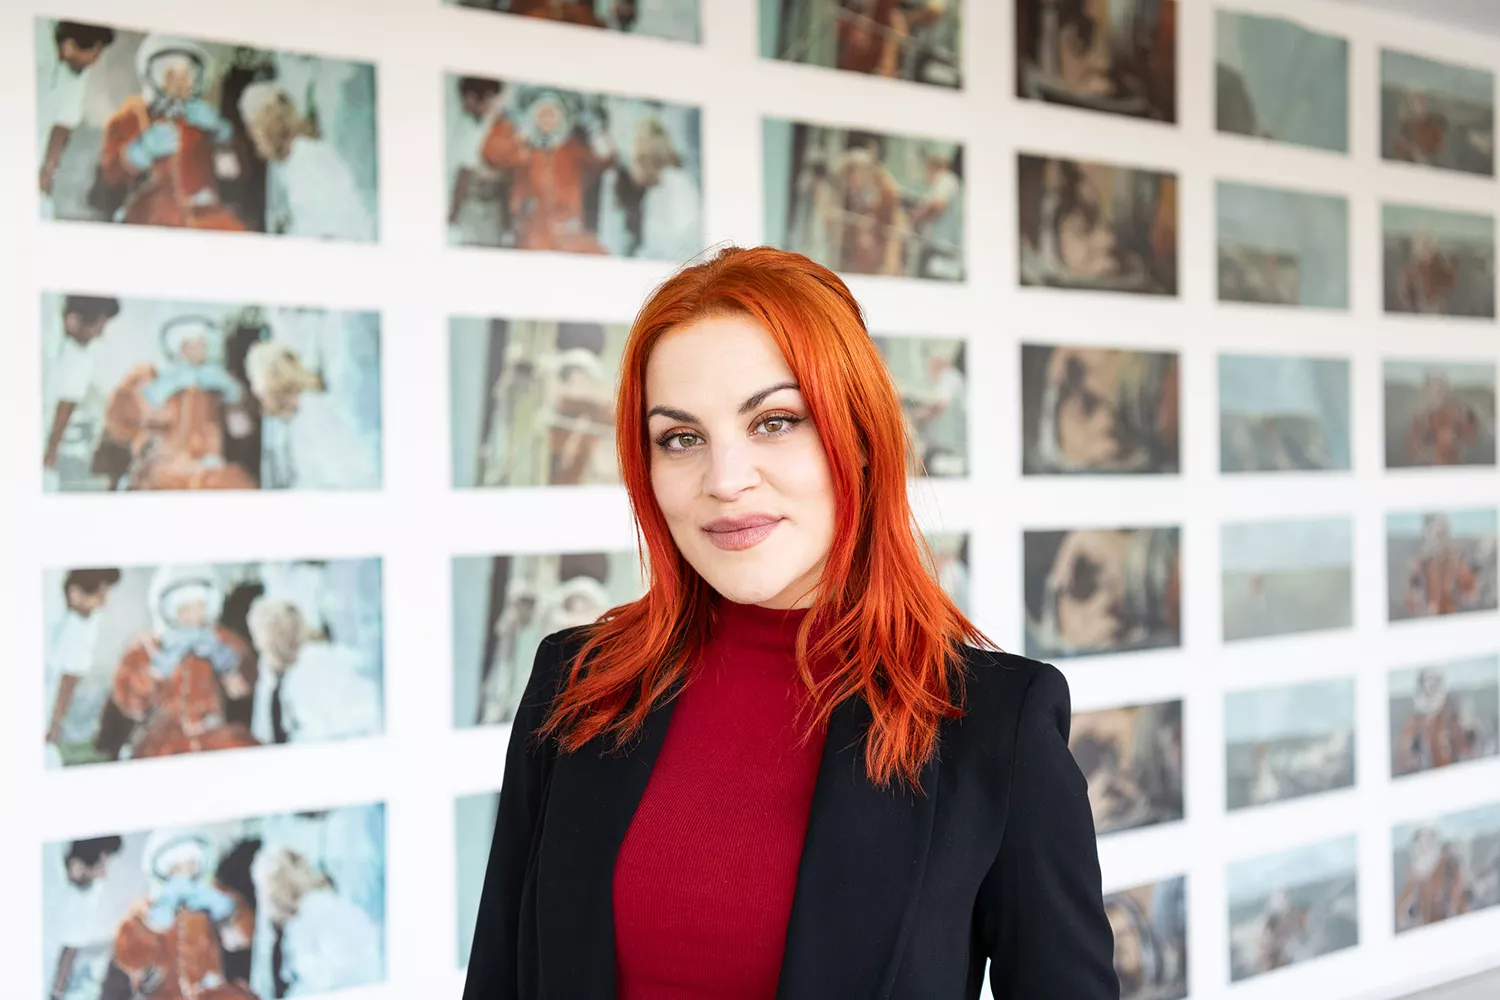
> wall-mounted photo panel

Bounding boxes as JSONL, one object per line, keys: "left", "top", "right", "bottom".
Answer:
{"left": 42, "top": 802, "right": 387, "bottom": 999}
{"left": 1215, "top": 10, "right": 1349, "bottom": 153}
{"left": 1386, "top": 508, "right": 1498, "bottom": 622}
{"left": 41, "top": 293, "right": 381, "bottom": 493}
{"left": 1393, "top": 801, "right": 1500, "bottom": 934}
{"left": 1219, "top": 355, "right": 1350, "bottom": 473}
{"left": 36, "top": 19, "right": 378, "bottom": 239}
{"left": 43, "top": 559, "right": 384, "bottom": 770}
{"left": 1105, "top": 875, "right": 1188, "bottom": 1000}
{"left": 925, "top": 531, "right": 970, "bottom": 617}
{"left": 445, "top": 0, "right": 701, "bottom": 42}
{"left": 454, "top": 550, "right": 645, "bottom": 727}
{"left": 450, "top": 316, "right": 627, "bottom": 488}
{"left": 1225, "top": 677, "right": 1356, "bottom": 812}
{"left": 1023, "top": 526, "right": 1181, "bottom": 660}
{"left": 1018, "top": 154, "right": 1178, "bottom": 296}
{"left": 1390, "top": 655, "right": 1500, "bottom": 778}
{"left": 1222, "top": 517, "right": 1353, "bottom": 642}
{"left": 1382, "top": 203, "right": 1496, "bottom": 318}
{"left": 759, "top": 0, "right": 961, "bottom": 88}
{"left": 764, "top": 117, "right": 964, "bottom": 281}
{"left": 1216, "top": 182, "right": 1349, "bottom": 308}
{"left": 446, "top": 74, "right": 703, "bottom": 260}
{"left": 1381, "top": 49, "right": 1495, "bottom": 176}
{"left": 1020, "top": 344, "right": 1180, "bottom": 476}
{"left": 1383, "top": 359, "right": 1497, "bottom": 469}
{"left": 875, "top": 335, "right": 967, "bottom": 477}
{"left": 455, "top": 790, "right": 500, "bottom": 968}
{"left": 1068, "top": 699, "right": 1184, "bottom": 836}
{"left": 1015, "top": 0, "right": 1177, "bottom": 123}
{"left": 1228, "top": 836, "right": 1359, "bottom": 982}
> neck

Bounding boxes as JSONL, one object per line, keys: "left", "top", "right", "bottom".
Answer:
{"left": 711, "top": 597, "right": 810, "bottom": 657}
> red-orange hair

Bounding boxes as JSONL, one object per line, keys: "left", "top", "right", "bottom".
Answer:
{"left": 538, "top": 245, "right": 994, "bottom": 791}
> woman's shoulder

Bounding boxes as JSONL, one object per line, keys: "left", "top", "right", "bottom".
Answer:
{"left": 950, "top": 644, "right": 1074, "bottom": 743}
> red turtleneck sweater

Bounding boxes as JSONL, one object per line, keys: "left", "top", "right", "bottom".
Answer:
{"left": 612, "top": 600, "right": 829, "bottom": 999}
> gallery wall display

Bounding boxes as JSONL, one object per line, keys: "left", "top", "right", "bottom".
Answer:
{"left": 763, "top": 116, "right": 965, "bottom": 281}
{"left": 40, "top": 293, "right": 383, "bottom": 493}
{"left": 35, "top": 19, "right": 379, "bottom": 239}
{"left": 15, "top": 0, "right": 1500, "bottom": 998}
{"left": 758, "top": 0, "right": 962, "bottom": 89}
{"left": 43, "top": 558, "right": 385, "bottom": 769}
{"left": 445, "top": 0, "right": 702, "bottom": 42}
{"left": 446, "top": 73, "right": 704, "bottom": 259}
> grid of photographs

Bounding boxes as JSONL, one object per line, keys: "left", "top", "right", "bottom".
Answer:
{"left": 20, "top": 2, "right": 1500, "bottom": 1000}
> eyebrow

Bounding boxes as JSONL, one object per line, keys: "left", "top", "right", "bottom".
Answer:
{"left": 647, "top": 381, "right": 801, "bottom": 423}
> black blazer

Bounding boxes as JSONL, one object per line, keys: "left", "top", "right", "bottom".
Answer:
{"left": 463, "top": 626, "right": 1119, "bottom": 1000}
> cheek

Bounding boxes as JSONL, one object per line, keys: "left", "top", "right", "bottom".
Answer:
{"left": 779, "top": 436, "right": 837, "bottom": 522}
{"left": 649, "top": 460, "right": 695, "bottom": 525}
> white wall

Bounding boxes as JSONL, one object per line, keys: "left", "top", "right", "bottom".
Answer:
{"left": 3, "top": 1, "right": 1499, "bottom": 998}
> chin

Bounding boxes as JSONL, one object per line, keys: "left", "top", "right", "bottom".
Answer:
{"left": 695, "top": 555, "right": 805, "bottom": 608}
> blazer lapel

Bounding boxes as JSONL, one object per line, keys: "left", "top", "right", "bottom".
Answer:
{"left": 775, "top": 695, "right": 940, "bottom": 999}
{"left": 533, "top": 688, "right": 680, "bottom": 999}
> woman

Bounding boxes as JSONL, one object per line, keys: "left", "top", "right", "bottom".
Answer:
{"left": 463, "top": 246, "right": 1116, "bottom": 999}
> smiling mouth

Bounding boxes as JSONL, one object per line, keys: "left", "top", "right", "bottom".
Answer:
{"left": 703, "top": 519, "right": 783, "bottom": 552}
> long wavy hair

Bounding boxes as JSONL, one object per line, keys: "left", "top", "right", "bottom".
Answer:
{"left": 538, "top": 245, "right": 994, "bottom": 791}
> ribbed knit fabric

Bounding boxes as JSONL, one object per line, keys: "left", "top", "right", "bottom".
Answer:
{"left": 612, "top": 599, "right": 830, "bottom": 1000}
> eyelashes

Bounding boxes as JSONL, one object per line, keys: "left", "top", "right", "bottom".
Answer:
{"left": 654, "top": 413, "right": 805, "bottom": 454}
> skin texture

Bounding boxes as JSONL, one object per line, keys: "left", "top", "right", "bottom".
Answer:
{"left": 645, "top": 313, "right": 836, "bottom": 610}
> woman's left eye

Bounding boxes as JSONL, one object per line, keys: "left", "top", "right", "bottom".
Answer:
{"left": 757, "top": 414, "right": 801, "bottom": 436}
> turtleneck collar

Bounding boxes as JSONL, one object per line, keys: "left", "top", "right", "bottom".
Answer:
{"left": 710, "top": 598, "right": 810, "bottom": 657}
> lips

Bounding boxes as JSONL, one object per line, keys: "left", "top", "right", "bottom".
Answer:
{"left": 702, "top": 514, "right": 783, "bottom": 552}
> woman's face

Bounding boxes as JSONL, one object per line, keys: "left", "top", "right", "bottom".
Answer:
{"left": 645, "top": 313, "right": 836, "bottom": 609}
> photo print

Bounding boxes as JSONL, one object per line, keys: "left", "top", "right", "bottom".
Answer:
{"left": 1386, "top": 508, "right": 1498, "bottom": 622}
{"left": 455, "top": 790, "right": 501, "bottom": 968}
{"left": 446, "top": 74, "right": 703, "bottom": 260}
{"left": 1104, "top": 876, "right": 1188, "bottom": 1000}
{"left": 43, "top": 559, "right": 384, "bottom": 770}
{"left": 450, "top": 316, "right": 627, "bottom": 488}
{"left": 763, "top": 117, "right": 965, "bottom": 281}
{"left": 1068, "top": 699, "right": 1184, "bottom": 836}
{"left": 36, "top": 20, "right": 378, "bottom": 239}
{"left": 874, "top": 335, "right": 967, "bottom": 477}
{"left": 1382, "top": 203, "right": 1496, "bottom": 318}
{"left": 1219, "top": 355, "right": 1351, "bottom": 473}
{"left": 1383, "top": 359, "right": 1497, "bottom": 469}
{"left": 758, "top": 0, "right": 962, "bottom": 88}
{"left": 1023, "top": 526, "right": 1180, "bottom": 660}
{"left": 1394, "top": 801, "right": 1500, "bottom": 934}
{"left": 1015, "top": 0, "right": 1177, "bottom": 122}
{"left": 1215, "top": 10, "right": 1349, "bottom": 152}
{"left": 42, "top": 803, "right": 386, "bottom": 1000}
{"left": 41, "top": 294, "right": 381, "bottom": 493}
{"left": 1018, "top": 154, "right": 1178, "bottom": 296}
{"left": 1020, "top": 344, "right": 1180, "bottom": 475}
{"left": 1217, "top": 182, "right": 1349, "bottom": 308}
{"left": 1227, "top": 836, "right": 1359, "bottom": 982}
{"left": 1225, "top": 677, "right": 1356, "bottom": 811}
{"left": 445, "top": 0, "right": 701, "bottom": 41}
{"left": 1221, "top": 517, "right": 1353, "bottom": 642}
{"left": 454, "top": 550, "right": 645, "bottom": 727}
{"left": 1390, "top": 656, "right": 1500, "bottom": 779}
{"left": 1381, "top": 49, "right": 1495, "bottom": 176}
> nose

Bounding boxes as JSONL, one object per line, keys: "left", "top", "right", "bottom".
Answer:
{"left": 703, "top": 439, "right": 760, "bottom": 500}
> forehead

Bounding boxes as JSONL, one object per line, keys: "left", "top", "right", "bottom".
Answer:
{"left": 645, "top": 313, "right": 794, "bottom": 405}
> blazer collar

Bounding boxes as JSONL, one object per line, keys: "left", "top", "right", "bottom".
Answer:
{"left": 534, "top": 684, "right": 940, "bottom": 999}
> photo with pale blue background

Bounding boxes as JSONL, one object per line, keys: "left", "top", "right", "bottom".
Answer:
{"left": 1225, "top": 677, "right": 1356, "bottom": 810}
{"left": 1389, "top": 655, "right": 1500, "bottom": 778}
{"left": 1393, "top": 800, "right": 1500, "bottom": 933}
{"left": 1381, "top": 48, "right": 1494, "bottom": 176}
{"left": 1219, "top": 355, "right": 1350, "bottom": 472}
{"left": 1382, "top": 203, "right": 1496, "bottom": 318}
{"left": 1222, "top": 517, "right": 1354, "bottom": 641}
{"left": 1383, "top": 358, "right": 1497, "bottom": 469}
{"left": 1215, "top": 11, "right": 1348, "bottom": 153}
{"left": 42, "top": 803, "right": 387, "bottom": 1000}
{"left": 1227, "top": 835, "right": 1360, "bottom": 982}
{"left": 455, "top": 791, "right": 500, "bottom": 968}
{"left": 1217, "top": 182, "right": 1349, "bottom": 308}
{"left": 445, "top": 0, "right": 701, "bottom": 42}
